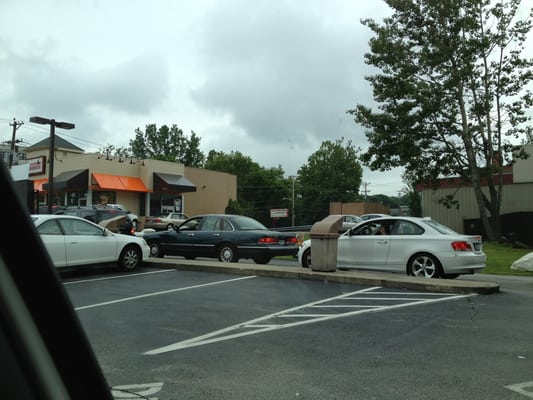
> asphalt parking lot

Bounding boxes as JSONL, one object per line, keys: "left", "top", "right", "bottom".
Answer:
{"left": 58, "top": 260, "right": 533, "bottom": 400}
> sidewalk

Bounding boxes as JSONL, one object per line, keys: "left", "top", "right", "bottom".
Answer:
{"left": 144, "top": 258, "right": 500, "bottom": 295}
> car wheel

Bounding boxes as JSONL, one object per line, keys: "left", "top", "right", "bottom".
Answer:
{"left": 218, "top": 243, "right": 239, "bottom": 263}
{"left": 118, "top": 245, "right": 142, "bottom": 271}
{"left": 148, "top": 240, "right": 164, "bottom": 258}
{"left": 407, "top": 253, "right": 441, "bottom": 278}
{"left": 302, "top": 248, "right": 311, "bottom": 269}
{"left": 253, "top": 255, "right": 272, "bottom": 264}
{"left": 166, "top": 223, "right": 174, "bottom": 231}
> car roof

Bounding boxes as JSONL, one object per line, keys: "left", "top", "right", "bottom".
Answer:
{"left": 31, "top": 214, "right": 100, "bottom": 222}
{"left": 188, "top": 214, "right": 250, "bottom": 218}
{"left": 360, "top": 216, "right": 430, "bottom": 221}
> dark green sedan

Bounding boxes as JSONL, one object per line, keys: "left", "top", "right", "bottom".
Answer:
{"left": 143, "top": 214, "right": 299, "bottom": 264}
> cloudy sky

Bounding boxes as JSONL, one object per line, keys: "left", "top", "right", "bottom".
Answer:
{"left": 1, "top": 1, "right": 530, "bottom": 197}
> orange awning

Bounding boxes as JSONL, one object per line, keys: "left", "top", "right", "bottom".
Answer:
{"left": 92, "top": 173, "right": 150, "bottom": 192}
{"left": 33, "top": 178, "right": 48, "bottom": 192}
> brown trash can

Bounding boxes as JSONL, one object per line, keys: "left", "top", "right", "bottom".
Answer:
{"left": 309, "top": 215, "right": 343, "bottom": 272}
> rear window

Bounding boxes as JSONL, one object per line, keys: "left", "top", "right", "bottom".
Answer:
{"left": 421, "top": 219, "right": 459, "bottom": 235}
{"left": 64, "top": 208, "right": 126, "bottom": 223}
{"left": 96, "top": 209, "right": 125, "bottom": 222}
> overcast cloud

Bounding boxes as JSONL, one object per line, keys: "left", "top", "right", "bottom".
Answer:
{"left": 3, "top": 0, "right": 529, "bottom": 197}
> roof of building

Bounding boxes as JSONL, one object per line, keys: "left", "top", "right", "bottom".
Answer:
{"left": 26, "top": 135, "right": 84, "bottom": 153}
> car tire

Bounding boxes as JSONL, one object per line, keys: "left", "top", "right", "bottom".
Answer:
{"left": 148, "top": 240, "right": 164, "bottom": 258}
{"left": 218, "top": 243, "right": 239, "bottom": 263}
{"left": 301, "top": 248, "right": 311, "bottom": 269}
{"left": 407, "top": 253, "right": 442, "bottom": 278}
{"left": 253, "top": 255, "right": 272, "bottom": 264}
{"left": 118, "top": 245, "right": 142, "bottom": 271}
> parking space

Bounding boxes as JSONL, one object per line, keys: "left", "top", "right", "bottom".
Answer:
{"left": 61, "top": 266, "right": 533, "bottom": 400}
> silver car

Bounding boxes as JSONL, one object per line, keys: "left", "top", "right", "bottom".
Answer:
{"left": 298, "top": 216, "right": 486, "bottom": 278}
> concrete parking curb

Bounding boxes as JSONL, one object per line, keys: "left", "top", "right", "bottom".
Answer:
{"left": 144, "top": 258, "right": 500, "bottom": 295}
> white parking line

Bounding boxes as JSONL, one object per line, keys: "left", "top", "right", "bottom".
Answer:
{"left": 63, "top": 269, "right": 176, "bottom": 285}
{"left": 506, "top": 381, "right": 533, "bottom": 398}
{"left": 144, "top": 287, "right": 475, "bottom": 354}
{"left": 74, "top": 275, "right": 257, "bottom": 310}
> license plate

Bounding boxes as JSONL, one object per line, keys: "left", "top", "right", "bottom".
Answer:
{"left": 279, "top": 240, "right": 285, "bottom": 245}
{"left": 474, "top": 243, "right": 480, "bottom": 251}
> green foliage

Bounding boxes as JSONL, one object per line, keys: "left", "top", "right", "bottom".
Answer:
{"left": 129, "top": 124, "right": 205, "bottom": 167}
{"left": 225, "top": 198, "right": 243, "bottom": 215}
{"left": 98, "top": 144, "right": 130, "bottom": 160}
{"left": 348, "top": 0, "right": 533, "bottom": 241}
{"left": 400, "top": 170, "right": 421, "bottom": 217}
{"left": 298, "top": 138, "right": 363, "bottom": 224}
{"left": 205, "top": 150, "right": 289, "bottom": 225}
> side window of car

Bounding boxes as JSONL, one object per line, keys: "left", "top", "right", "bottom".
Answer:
{"left": 397, "top": 221, "right": 422, "bottom": 235}
{"left": 181, "top": 218, "right": 201, "bottom": 231}
{"left": 220, "top": 218, "right": 233, "bottom": 231}
{"left": 37, "top": 220, "right": 63, "bottom": 235}
{"left": 353, "top": 223, "right": 374, "bottom": 236}
{"left": 70, "top": 220, "right": 102, "bottom": 236}
{"left": 59, "top": 220, "right": 76, "bottom": 235}
{"left": 201, "top": 216, "right": 218, "bottom": 231}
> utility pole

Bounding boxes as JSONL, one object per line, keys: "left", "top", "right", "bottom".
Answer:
{"left": 362, "top": 181, "right": 371, "bottom": 200}
{"left": 8, "top": 118, "right": 24, "bottom": 168}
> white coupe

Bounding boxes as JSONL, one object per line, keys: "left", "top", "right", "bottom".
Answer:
{"left": 298, "top": 216, "right": 486, "bottom": 279}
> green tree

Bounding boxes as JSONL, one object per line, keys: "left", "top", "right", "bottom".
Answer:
{"left": 401, "top": 170, "right": 422, "bottom": 217}
{"left": 129, "top": 124, "right": 205, "bottom": 167}
{"left": 98, "top": 144, "right": 130, "bottom": 160}
{"left": 297, "top": 138, "right": 363, "bottom": 224}
{"left": 205, "top": 150, "right": 289, "bottom": 226}
{"left": 348, "top": 0, "right": 533, "bottom": 240}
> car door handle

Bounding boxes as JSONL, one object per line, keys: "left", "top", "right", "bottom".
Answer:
{"left": 213, "top": 234, "right": 220, "bottom": 238}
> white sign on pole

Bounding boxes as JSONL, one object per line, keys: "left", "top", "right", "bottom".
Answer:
{"left": 270, "top": 208, "right": 289, "bottom": 218}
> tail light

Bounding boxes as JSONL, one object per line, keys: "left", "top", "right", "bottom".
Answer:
{"left": 258, "top": 237, "right": 278, "bottom": 244}
{"left": 285, "top": 236, "right": 298, "bottom": 245}
{"left": 451, "top": 241, "right": 472, "bottom": 251}
{"left": 257, "top": 236, "right": 298, "bottom": 245}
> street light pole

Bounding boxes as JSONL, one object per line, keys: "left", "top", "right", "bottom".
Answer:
{"left": 29, "top": 117, "right": 75, "bottom": 214}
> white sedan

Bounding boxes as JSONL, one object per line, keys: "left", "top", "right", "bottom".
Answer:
{"left": 298, "top": 216, "right": 486, "bottom": 278}
{"left": 31, "top": 214, "right": 150, "bottom": 271}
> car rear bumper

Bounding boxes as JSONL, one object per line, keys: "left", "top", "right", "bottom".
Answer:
{"left": 440, "top": 252, "right": 487, "bottom": 274}
{"left": 238, "top": 245, "right": 300, "bottom": 259}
